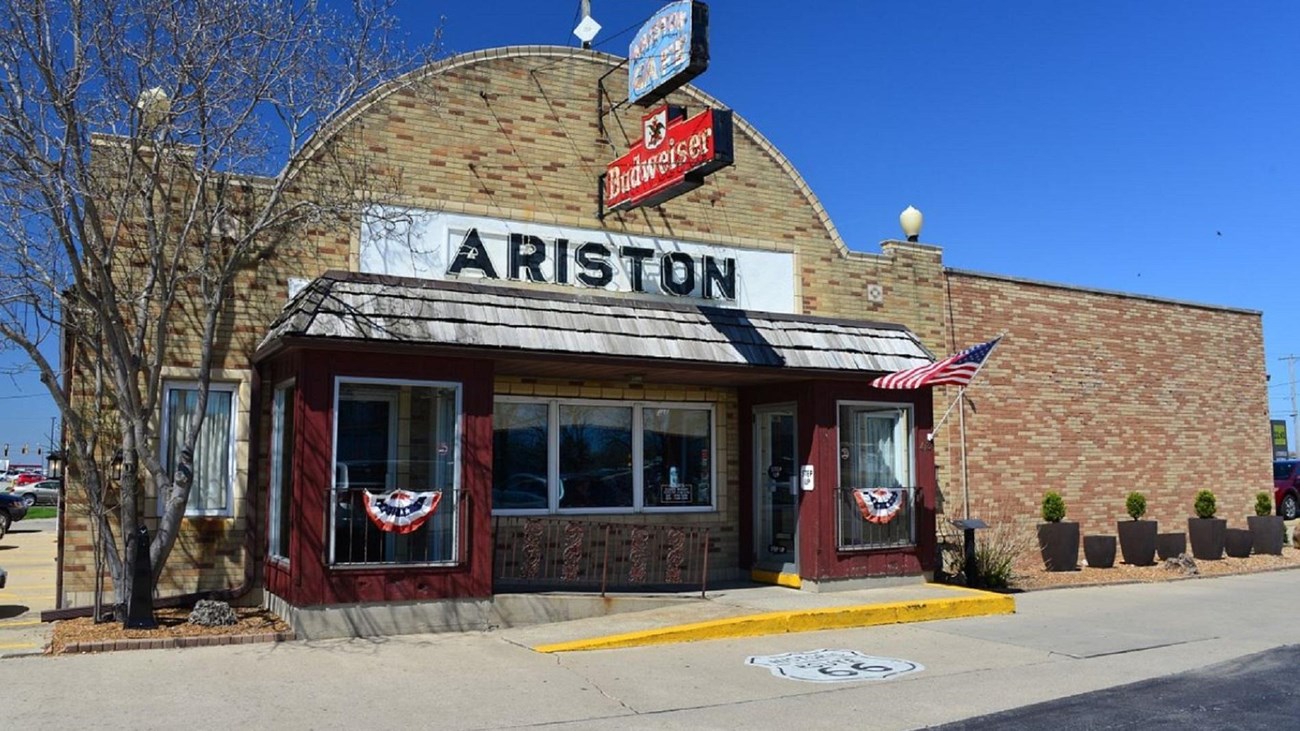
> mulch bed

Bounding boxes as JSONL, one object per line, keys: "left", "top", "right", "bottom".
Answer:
{"left": 49, "top": 607, "right": 292, "bottom": 655}
{"left": 1007, "top": 546, "right": 1300, "bottom": 592}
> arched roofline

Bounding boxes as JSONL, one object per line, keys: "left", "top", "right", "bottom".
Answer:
{"left": 295, "top": 45, "right": 857, "bottom": 258}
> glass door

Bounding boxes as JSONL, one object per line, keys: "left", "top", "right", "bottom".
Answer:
{"left": 754, "top": 406, "right": 797, "bottom": 577}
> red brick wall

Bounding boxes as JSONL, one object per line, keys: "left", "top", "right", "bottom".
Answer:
{"left": 943, "top": 270, "right": 1271, "bottom": 541}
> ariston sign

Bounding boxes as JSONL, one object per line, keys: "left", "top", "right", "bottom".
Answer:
{"left": 600, "top": 104, "right": 733, "bottom": 216}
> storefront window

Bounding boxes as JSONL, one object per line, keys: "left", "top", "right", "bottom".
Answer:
{"left": 837, "top": 403, "right": 914, "bottom": 550}
{"left": 642, "top": 407, "right": 711, "bottom": 508}
{"left": 331, "top": 379, "right": 460, "bottom": 566}
{"left": 493, "top": 398, "right": 714, "bottom": 514}
{"left": 493, "top": 402, "right": 549, "bottom": 510}
{"left": 559, "top": 404, "right": 633, "bottom": 509}
{"left": 268, "top": 382, "right": 295, "bottom": 562}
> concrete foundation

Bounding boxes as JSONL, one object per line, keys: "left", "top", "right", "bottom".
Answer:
{"left": 799, "top": 572, "right": 931, "bottom": 593}
{"left": 266, "top": 591, "right": 701, "bottom": 641}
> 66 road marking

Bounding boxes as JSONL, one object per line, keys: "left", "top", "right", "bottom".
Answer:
{"left": 746, "top": 649, "right": 924, "bottom": 683}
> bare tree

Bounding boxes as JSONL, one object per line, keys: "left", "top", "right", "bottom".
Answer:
{"left": 0, "top": 0, "right": 434, "bottom": 615}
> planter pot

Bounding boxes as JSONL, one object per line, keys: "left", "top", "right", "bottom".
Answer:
{"left": 1156, "top": 532, "right": 1186, "bottom": 560}
{"left": 1117, "top": 520, "right": 1157, "bottom": 566}
{"left": 1187, "top": 518, "right": 1226, "bottom": 560}
{"left": 1037, "top": 522, "right": 1080, "bottom": 571}
{"left": 1083, "top": 535, "right": 1117, "bottom": 568}
{"left": 1249, "top": 515, "right": 1285, "bottom": 555}
{"left": 1224, "top": 528, "right": 1253, "bottom": 558}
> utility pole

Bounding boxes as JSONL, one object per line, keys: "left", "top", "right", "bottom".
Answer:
{"left": 1283, "top": 355, "right": 1300, "bottom": 458}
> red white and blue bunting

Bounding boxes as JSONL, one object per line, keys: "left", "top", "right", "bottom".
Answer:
{"left": 851, "top": 488, "right": 905, "bottom": 524}
{"left": 362, "top": 490, "right": 442, "bottom": 534}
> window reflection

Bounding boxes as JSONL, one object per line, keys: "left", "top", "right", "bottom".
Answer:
{"left": 493, "top": 402, "right": 549, "bottom": 510}
{"left": 559, "top": 405, "right": 633, "bottom": 509}
{"left": 643, "top": 408, "right": 711, "bottom": 507}
{"left": 332, "top": 381, "right": 459, "bottom": 565}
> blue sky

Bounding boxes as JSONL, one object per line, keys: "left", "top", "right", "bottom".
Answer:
{"left": 2, "top": 1, "right": 1297, "bottom": 455}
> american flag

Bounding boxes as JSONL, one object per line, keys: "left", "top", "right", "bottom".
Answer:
{"left": 871, "top": 337, "right": 1002, "bottom": 390}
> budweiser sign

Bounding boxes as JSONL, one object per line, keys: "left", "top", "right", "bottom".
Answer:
{"left": 601, "top": 105, "right": 733, "bottom": 216}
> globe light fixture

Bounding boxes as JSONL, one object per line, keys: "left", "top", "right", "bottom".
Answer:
{"left": 137, "top": 87, "right": 172, "bottom": 129}
{"left": 899, "top": 206, "right": 923, "bottom": 242}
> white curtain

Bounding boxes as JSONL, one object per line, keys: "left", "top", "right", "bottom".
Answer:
{"left": 168, "top": 388, "right": 232, "bottom": 512}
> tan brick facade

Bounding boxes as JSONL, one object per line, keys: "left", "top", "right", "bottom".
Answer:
{"left": 60, "top": 46, "right": 1270, "bottom": 604}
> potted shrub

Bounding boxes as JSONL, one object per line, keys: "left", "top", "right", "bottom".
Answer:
{"left": 1037, "top": 491, "right": 1079, "bottom": 571}
{"left": 1117, "top": 491, "right": 1157, "bottom": 566}
{"left": 1187, "top": 489, "right": 1225, "bottom": 560}
{"left": 1083, "top": 534, "right": 1116, "bottom": 568}
{"left": 1249, "top": 491, "right": 1285, "bottom": 555}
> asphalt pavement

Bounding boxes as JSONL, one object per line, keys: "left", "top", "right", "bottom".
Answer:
{"left": 3, "top": 567, "right": 1299, "bottom": 729}
{"left": 936, "top": 645, "right": 1300, "bottom": 729}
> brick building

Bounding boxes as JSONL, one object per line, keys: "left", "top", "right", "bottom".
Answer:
{"left": 57, "top": 46, "right": 1271, "bottom": 636}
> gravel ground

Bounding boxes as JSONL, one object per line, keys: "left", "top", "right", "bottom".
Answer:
{"left": 49, "top": 607, "right": 290, "bottom": 654}
{"left": 1010, "top": 545, "right": 1300, "bottom": 591}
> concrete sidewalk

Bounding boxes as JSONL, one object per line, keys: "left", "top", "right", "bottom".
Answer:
{"left": 504, "top": 581, "right": 1014, "bottom": 652}
{"left": 0, "top": 518, "right": 57, "bottom": 657}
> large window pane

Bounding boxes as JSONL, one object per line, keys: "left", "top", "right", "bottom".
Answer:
{"left": 268, "top": 384, "right": 295, "bottom": 560}
{"left": 165, "top": 384, "right": 234, "bottom": 515}
{"left": 642, "top": 407, "right": 712, "bottom": 507}
{"left": 332, "top": 381, "right": 459, "bottom": 565}
{"left": 493, "top": 402, "right": 549, "bottom": 510}
{"left": 838, "top": 405, "right": 913, "bottom": 549}
{"left": 559, "top": 405, "right": 632, "bottom": 509}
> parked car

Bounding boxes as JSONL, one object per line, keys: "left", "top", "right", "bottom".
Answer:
{"left": 1275, "top": 459, "right": 1300, "bottom": 520}
{"left": 7, "top": 479, "right": 60, "bottom": 507}
{"left": 13, "top": 472, "right": 44, "bottom": 487}
{"left": 0, "top": 492, "right": 28, "bottom": 539}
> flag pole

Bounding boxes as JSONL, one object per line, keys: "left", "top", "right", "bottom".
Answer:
{"left": 959, "top": 388, "right": 970, "bottom": 520}
{"left": 926, "top": 333, "right": 1007, "bottom": 443}
{"left": 955, "top": 332, "right": 1006, "bottom": 520}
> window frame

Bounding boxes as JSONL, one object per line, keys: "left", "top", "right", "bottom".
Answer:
{"left": 267, "top": 379, "right": 295, "bottom": 565}
{"left": 329, "top": 376, "right": 464, "bottom": 568}
{"left": 492, "top": 396, "right": 717, "bottom": 516}
{"left": 160, "top": 380, "right": 239, "bottom": 518}
{"left": 834, "top": 400, "right": 916, "bottom": 551}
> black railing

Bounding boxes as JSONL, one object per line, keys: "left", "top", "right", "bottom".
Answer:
{"left": 329, "top": 487, "right": 465, "bottom": 567}
{"left": 836, "top": 486, "right": 919, "bottom": 551}
{"left": 492, "top": 516, "right": 711, "bottom": 596}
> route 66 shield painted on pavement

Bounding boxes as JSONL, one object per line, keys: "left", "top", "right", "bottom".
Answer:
{"left": 746, "top": 649, "right": 924, "bottom": 683}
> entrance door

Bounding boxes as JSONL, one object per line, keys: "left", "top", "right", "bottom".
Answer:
{"left": 753, "top": 406, "right": 798, "bottom": 582}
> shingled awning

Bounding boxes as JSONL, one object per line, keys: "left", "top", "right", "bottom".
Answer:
{"left": 255, "top": 271, "right": 934, "bottom": 376}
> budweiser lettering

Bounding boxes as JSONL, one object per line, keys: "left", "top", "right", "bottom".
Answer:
{"left": 605, "top": 127, "right": 713, "bottom": 200}
{"left": 601, "top": 105, "right": 733, "bottom": 215}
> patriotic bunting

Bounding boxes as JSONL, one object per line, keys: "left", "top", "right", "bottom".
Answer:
{"left": 361, "top": 489, "right": 443, "bottom": 534}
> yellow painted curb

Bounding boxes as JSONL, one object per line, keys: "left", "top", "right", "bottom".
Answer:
{"left": 533, "top": 587, "right": 1014, "bottom": 653}
{"left": 0, "top": 620, "right": 41, "bottom": 628}
{"left": 751, "top": 569, "right": 802, "bottom": 589}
